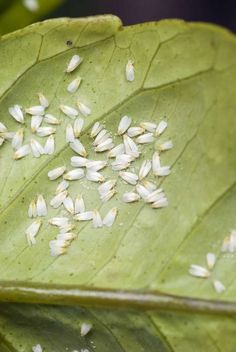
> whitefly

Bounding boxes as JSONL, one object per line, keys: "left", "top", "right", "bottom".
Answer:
{"left": 93, "top": 129, "right": 109, "bottom": 146}
{"left": 103, "top": 208, "right": 118, "bottom": 227}
{"left": 86, "top": 170, "right": 105, "bottom": 182}
{"left": 127, "top": 126, "right": 144, "bottom": 138}
{"left": 123, "top": 192, "right": 140, "bottom": 203}
{"left": 11, "top": 128, "right": 24, "bottom": 150}
{"left": 63, "top": 196, "right": 75, "bottom": 214}
{"left": 74, "top": 211, "right": 94, "bottom": 221}
{"left": 119, "top": 171, "right": 139, "bottom": 185}
{"left": 77, "top": 101, "right": 91, "bottom": 117}
{"left": 107, "top": 143, "right": 125, "bottom": 158}
{"left": 151, "top": 197, "right": 168, "bottom": 209}
{"left": 25, "top": 219, "right": 42, "bottom": 246}
{"left": 63, "top": 168, "right": 85, "bottom": 181}
{"left": 36, "top": 194, "right": 47, "bottom": 217}
{"left": 31, "top": 115, "right": 43, "bottom": 132}
{"left": 94, "top": 138, "right": 114, "bottom": 152}
{"left": 66, "top": 124, "right": 75, "bottom": 143}
{"left": 44, "top": 135, "right": 55, "bottom": 155}
{"left": 125, "top": 60, "right": 135, "bottom": 82}
{"left": 66, "top": 54, "right": 83, "bottom": 73}
{"left": 48, "top": 217, "right": 69, "bottom": 227}
{"left": 8, "top": 105, "right": 24, "bottom": 124}
{"left": 156, "top": 120, "right": 168, "bottom": 136}
{"left": 56, "top": 180, "right": 69, "bottom": 194}
{"left": 23, "top": 0, "right": 39, "bottom": 12}
{"left": 0, "top": 122, "right": 7, "bottom": 133}
{"left": 189, "top": 264, "right": 210, "bottom": 278}
{"left": 80, "top": 322, "right": 93, "bottom": 337}
{"left": 32, "top": 344, "right": 43, "bottom": 352}
{"left": 28, "top": 199, "right": 37, "bottom": 218}
{"left": 36, "top": 127, "right": 56, "bottom": 137}
{"left": 60, "top": 105, "right": 78, "bottom": 119}
{"left": 92, "top": 210, "right": 103, "bottom": 228}
{"left": 70, "top": 139, "right": 87, "bottom": 157}
{"left": 30, "top": 139, "right": 45, "bottom": 158}
{"left": 157, "top": 140, "right": 173, "bottom": 151}
{"left": 48, "top": 166, "right": 66, "bottom": 180}
{"left": 67, "top": 77, "right": 82, "bottom": 93}
{"left": 90, "top": 122, "right": 103, "bottom": 138}
{"left": 38, "top": 92, "right": 49, "bottom": 108}
{"left": 123, "top": 134, "right": 139, "bottom": 158}
{"left": 44, "top": 114, "right": 60, "bottom": 125}
{"left": 139, "top": 160, "right": 152, "bottom": 180}
{"left": 50, "top": 190, "right": 68, "bottom": 208}
{"left": 136, "top": 133, "right": 154, "bottom": 144}
{"left": 100, "top": 188, "right": 116, "bottom": 202}
{"left": 73, "top": 118, "right": 84, "bottom": 137}
{"left": 111, "top": 160, "right": 130, "bottom": 171}
{"left": 98, "top": 180, "right": 117, "bottom": 195}
{"left": 13, "top": 144, "right": 30, "bottom": 160}
{"left": 154, "top": 166, "right": 171, "bottom": 177}
{"left": 140, "top": 122, "right": 157, "bottom": 133}
{"left": 25, "top": 105, "right": 45, "bottom": 116}
{"left": 71, "top": 156, "right": 88, "bottom": 167}
{"left": 74, "top": 194, "right": 85, "bottom": 214}
{"left": 213, "top": 280, "right": 225, "bottom": 294}
{"left": 86, "top": 160, "right": 107, "bottom": 171}
{"left": 118, "top": 115, "right": 132, "bottom": 135}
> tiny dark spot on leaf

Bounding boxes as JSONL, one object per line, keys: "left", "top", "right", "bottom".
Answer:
{"left": 66, "top": 40, "right": 73, "bottom": 46}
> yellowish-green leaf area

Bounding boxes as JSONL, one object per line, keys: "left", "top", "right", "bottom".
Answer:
{"left": 0, "top": 15, "right": 236, "bottom": 308}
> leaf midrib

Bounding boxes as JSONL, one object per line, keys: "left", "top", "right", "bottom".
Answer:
{"left": 1, "top": 281, "right": 236, "bottom": 315}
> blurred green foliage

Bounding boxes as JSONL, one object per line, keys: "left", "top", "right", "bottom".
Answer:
{"left": 0, "top": 0, "right": 64, "bottom": 35}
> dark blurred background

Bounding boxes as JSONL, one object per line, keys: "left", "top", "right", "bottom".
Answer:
{"left": 49, "top": 0, "right": 236, "bottom": 32}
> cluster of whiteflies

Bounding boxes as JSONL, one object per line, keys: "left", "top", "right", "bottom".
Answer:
{"left": 26, "top": 113, "right": 173, "bottom": 257}
{"left": 0, "top": 55, "right": 88, "bottom": 159}
{"left": 189, "top": 230, "right": 236, "bottom": 294}
{"left": 0, "top": 96, "right": 91, "bottom": 160}
{"left": 2, "top": 53, "right": 172, "bottom": 257}
{"left": 189, "top": 251, "right": 226, "bottom": 295}
{"left": 0, "top": 94, "right": 57, "bottom": 158}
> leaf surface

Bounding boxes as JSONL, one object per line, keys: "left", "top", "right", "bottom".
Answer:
{"left": 0, "top": 303, "right": 236, "bottom": 351}
{"left": 0, "top": 16, "right": 236, "bottom": 313}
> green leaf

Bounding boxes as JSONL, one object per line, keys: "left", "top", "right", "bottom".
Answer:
{"left": 0, "top": 0, "right": 64, "bottom": 35}
{"left": 0, "top": 15, "right": 236, "bottom": 316}
{"left": 1, "top": 303, "right": 236, "bottom": 351}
